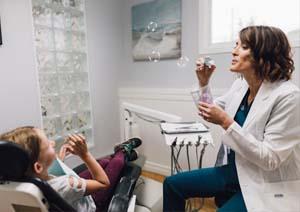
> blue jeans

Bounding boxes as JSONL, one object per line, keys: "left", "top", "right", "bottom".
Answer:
{"left": 163, "top": 152, "right": 247, "bottom": 212}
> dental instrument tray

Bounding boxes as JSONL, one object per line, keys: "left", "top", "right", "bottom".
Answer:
{"left": 160, "top": 122, "right": 209, "bottom": 134}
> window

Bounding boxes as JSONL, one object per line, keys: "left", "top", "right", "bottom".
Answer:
{"left": 199, "top": 0, "right": 300, "bottom": 54}
{"left": 31, "top": 0, "right": 93, "bottom": 148}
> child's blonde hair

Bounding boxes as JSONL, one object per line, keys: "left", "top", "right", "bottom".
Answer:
{"left": 0, "top": 126, "right": 42, "bottom": 176}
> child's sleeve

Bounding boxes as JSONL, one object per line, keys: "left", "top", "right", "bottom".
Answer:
{"left": 48, "top": 175, "right": 86, "bottom": 204}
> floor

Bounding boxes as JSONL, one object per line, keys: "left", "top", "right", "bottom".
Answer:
{"left": 141, "top": 170, "right": 216, "bottom": 212}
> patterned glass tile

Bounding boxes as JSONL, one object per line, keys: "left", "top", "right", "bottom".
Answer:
{"left": 61, "top": 113, "right": 77, "bottom": 133}
{"left": 43, "top": 117, "right": 62, "bottom": 138}
{"left": 52, "top": 0, "right": 63, "bottom": 7}
{"left": 60, "top": 94, "right": 76, "bottom": 112}
{"left": 41, "top": 95, "right": 60, "bottom": 116}
{"left": 58, "top": 73, "right": 75, "bottom": 92}
{"left": 79, "top": 128, "right": 92, "bottom": 144}
{"left": 76, "top": 91, "right": 90, "bottom": 110}
{"left": 54, "top": 30, "right": 72, "bottom": 51}
{"left": 39, "top": 74, "right": 59, "bottom": 94}
{"left": 35, "top": 27, "right": 54, "bottom": 50}
{"left": 56, "top": 52, "right": 73, "bottom": 69}
{"left": 75, "top": 72, "right": 88, "bottom": 91}
{"left": 71, "top": 13, "right": 84, "bottom": 31}
{"left": 73, "top": 53, "right": 86, "bottom": 72}
{"left": 77, "top": 111, "right": 91, "bottom": 128}
{"left": 32, "top": 4, "right": 52, "bottom": 27}
{"left": 72, "top": 33, "right": 85, "bottom": 51}
{"left": 53, "top": 9, "right": 65, "bottom": 29}
{"left": 75, "top": 0, "right": 84, "bottom": 11}
{"left": 37, "top": 50, "right": 55, "bottom": 70}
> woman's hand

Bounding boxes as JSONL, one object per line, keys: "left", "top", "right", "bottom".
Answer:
{"left": 199, "top": 102, "right": 234, "bottom": 130}
{"left": 196, "top": 57, "right": 216, "bottom": 87}
{"left": 65, "top": 134, "right": 88, "bottom": 159}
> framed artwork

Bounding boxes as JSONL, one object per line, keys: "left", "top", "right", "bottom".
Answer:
{"left": 131, "top": 0, "right": 182, "bottom": 61}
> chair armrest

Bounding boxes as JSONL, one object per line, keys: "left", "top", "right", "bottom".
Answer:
{"left": 72, "top": 163, "right": 87, "bottom": 175}
{"left": 107, "top": 163, "right": 141, "bottom": 212}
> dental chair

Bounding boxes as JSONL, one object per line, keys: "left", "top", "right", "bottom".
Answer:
{"left": 0, "top": 140, "right": 142, "bottom": 212}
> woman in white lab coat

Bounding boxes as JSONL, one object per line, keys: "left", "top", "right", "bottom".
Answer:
{"left": 163, "top": 25, "right": 300, "bottom": 212}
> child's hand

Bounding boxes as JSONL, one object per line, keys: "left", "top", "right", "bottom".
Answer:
{"left": 57, "top": 143, "right": 72, "bottom": 161}
{"left": 66, "top": 134, "right": 88, "bottom": 159}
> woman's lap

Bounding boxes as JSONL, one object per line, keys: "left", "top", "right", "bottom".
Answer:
{"left": 165, "top": 165, "right": 238, "bottom": 198}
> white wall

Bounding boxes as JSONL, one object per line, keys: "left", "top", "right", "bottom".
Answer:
{"left": 0, "top": 0, "right": 42, "bottom": 131}
{"left": 0, "top": 0, "right": 124, "bottom": 168}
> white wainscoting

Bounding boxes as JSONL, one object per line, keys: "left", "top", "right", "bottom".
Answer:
{"left": 119, "top": 87, "right": 226, "bottom": 176}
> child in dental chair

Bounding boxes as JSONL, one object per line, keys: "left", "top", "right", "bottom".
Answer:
{"left": 0, "top": 126, "right": 141, "bottom": 212}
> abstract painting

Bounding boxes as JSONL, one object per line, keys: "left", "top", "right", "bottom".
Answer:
{"left": 131, "top": 0, "right": 182, "bottom": 61}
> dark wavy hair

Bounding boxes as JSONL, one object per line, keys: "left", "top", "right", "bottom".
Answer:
{"left": 239, "top": 26, "right": 294, "bottom": 82}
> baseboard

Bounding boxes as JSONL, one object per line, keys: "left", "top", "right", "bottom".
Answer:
{"left": 143, "top": 160, "right": 171, "bottom": 177}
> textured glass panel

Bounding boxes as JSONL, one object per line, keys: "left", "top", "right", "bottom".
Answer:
{"left": 52, "top": 0, "right": 63, "bottom": 7}
{"left": 56, "top": 52, "right": 73, "bottom": 69}
{"left": 53, "top": 9, "right": 65, "bottom": 29}
{"left": 64, "top": 12, "right": 72, "bottom": 30}
{"left": 80, "top": 128, "right": 92, "bottom": 144}
{"left": 76, "top": 92, "right": 90, "bottom": 110}
{"left": 35, "top": 27, "right": 54, "bottom": 49}
{"left": 59, "top": 73, "right": 75, "bottom": 92}
{"left": 72, "top": 33, "right": 85, "bottom": 51}
{"left": 41, "top": 95, "right": 60, "bottom": 116}
{"left": 73, "top": 53, "right": 86, "bottom": 72}
{"left": 71, "top": 13, "right": 84, "bottom": 31}
{"left": 75, "top": 0, "right": 84, "bottom": 11}
{"left": 69, "top": 0, "right": 76, "bottom": 7}
{"left": 54, "top": 30, "right": 72, "bottom": 51}
{"left": 61, "top": 113, "right": 78, "bottom": 133}
{"left": 39, "top": 74, "right": 59, "bottom": 95}
{"left": 66, "top": 0, "right": 84, "bottom": 11}
{"left": 32, "top": 0, "right": 92, "bottom": 145}
{"left": 32, "top": 4, "right": 52, "bottom": 27}
{"left": 77, "top": 111, "right": 91, "bottom": 128}
{"left": 75, "top": 72, "right": 88, "bottom": 91}
{"left": 37, "top": 50, "right": 55, "bottom": 70}
{"left": 60, "top": 94, "right": 76, "bottom": 112}
{"left": 62, "top": 0, "right": 70, "bottom": 7}
{"left": 43, "top": 117, "right": 62, "bottom": 138}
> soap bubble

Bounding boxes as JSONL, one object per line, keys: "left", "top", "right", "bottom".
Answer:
{"left": 176, "top": 56, "right": 190, "bottom": 68}
{"left": 148, "top": 50, "right": 161, "bottom": 62}
{"left": 146, "top": 21, "right": 158, "bottom": 32}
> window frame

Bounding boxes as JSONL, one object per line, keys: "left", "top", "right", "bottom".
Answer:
{"left": 198, "top": 0, "right": 300, "bottom": 55}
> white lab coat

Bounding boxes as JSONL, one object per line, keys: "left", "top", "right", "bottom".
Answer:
{"left": 211, "top": 78, "right": 300, "bottom": 212}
